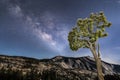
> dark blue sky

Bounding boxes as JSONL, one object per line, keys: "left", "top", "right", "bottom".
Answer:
{"left": 0, "top": 0, "right": 120, "bottom": 64}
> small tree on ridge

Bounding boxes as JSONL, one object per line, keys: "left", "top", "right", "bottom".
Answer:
{"left": 68, "top": 11, "right": 111, "bottom": 80}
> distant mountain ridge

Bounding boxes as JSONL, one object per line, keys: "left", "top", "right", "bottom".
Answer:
{"left": 0, "top": 54, "right": 120, "bottom": 80}
{"left": 52, "top": 56, "right": 120, "bottom": 74}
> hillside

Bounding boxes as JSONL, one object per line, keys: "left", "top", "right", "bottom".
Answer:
{"left": 0, "top": 55, "right": 120, "bottom": 80}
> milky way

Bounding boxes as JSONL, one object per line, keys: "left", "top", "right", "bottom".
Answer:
{"left": 0, "top": 0, "right": 120, "bottom": 64}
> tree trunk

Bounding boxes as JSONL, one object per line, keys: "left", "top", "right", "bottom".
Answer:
{"left": 96, "top": 57, "right": 104, "bottom": 80}
{"left": 89, "top": 44, "right": 104, "bottom": 80}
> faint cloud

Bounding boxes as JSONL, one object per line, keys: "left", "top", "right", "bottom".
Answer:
{"left": 25, "top": 16, "right": 36, "bottom": 28}
{"left": 40, "top": 11, "right": 56, "bottom": 29}
{"left": 101, "top": 49, "right": 120, "bottom": 65}
{"left": 114, "top": 46, "right": 120, "bottom": 50}
{"left": 8, "top": 5, "right": 23, "bottom": 18}
{"left": 56, "top": 24, "right": 69, "bottom": 41}
{"left": 102, "top": 57, "right": 119, "bottom": 64}
{"left": 117, "top": 0, "right": 120, "bottom": 4}
{"left": 70, "top": 50, "right": 92, "bottom": 57}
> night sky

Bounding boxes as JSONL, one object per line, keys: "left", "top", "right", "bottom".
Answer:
{"left": 0, "top": 0, "right": 120, "bottom": 64}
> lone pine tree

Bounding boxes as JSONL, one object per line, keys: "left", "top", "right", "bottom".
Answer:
{"left": 68, "top": 11, "right": 111, "bottom": 80}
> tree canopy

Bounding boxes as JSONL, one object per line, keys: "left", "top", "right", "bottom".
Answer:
{"left": 68, "top": 12, "right": 111, "bottom": 51}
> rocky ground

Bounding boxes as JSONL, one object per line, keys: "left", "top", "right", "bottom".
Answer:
{"left": 0, "top": 55, "right": 120, "bottom": 80}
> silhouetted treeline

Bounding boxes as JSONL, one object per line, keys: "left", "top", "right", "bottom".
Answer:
{"left": 95, "top": 74, "right": 120, "bottom": 80}
{"left": 0, "top": 67, "right": 41, "bottom": 80}
{"left": 0, "top": 67, "right": 120, "bottom": 80}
